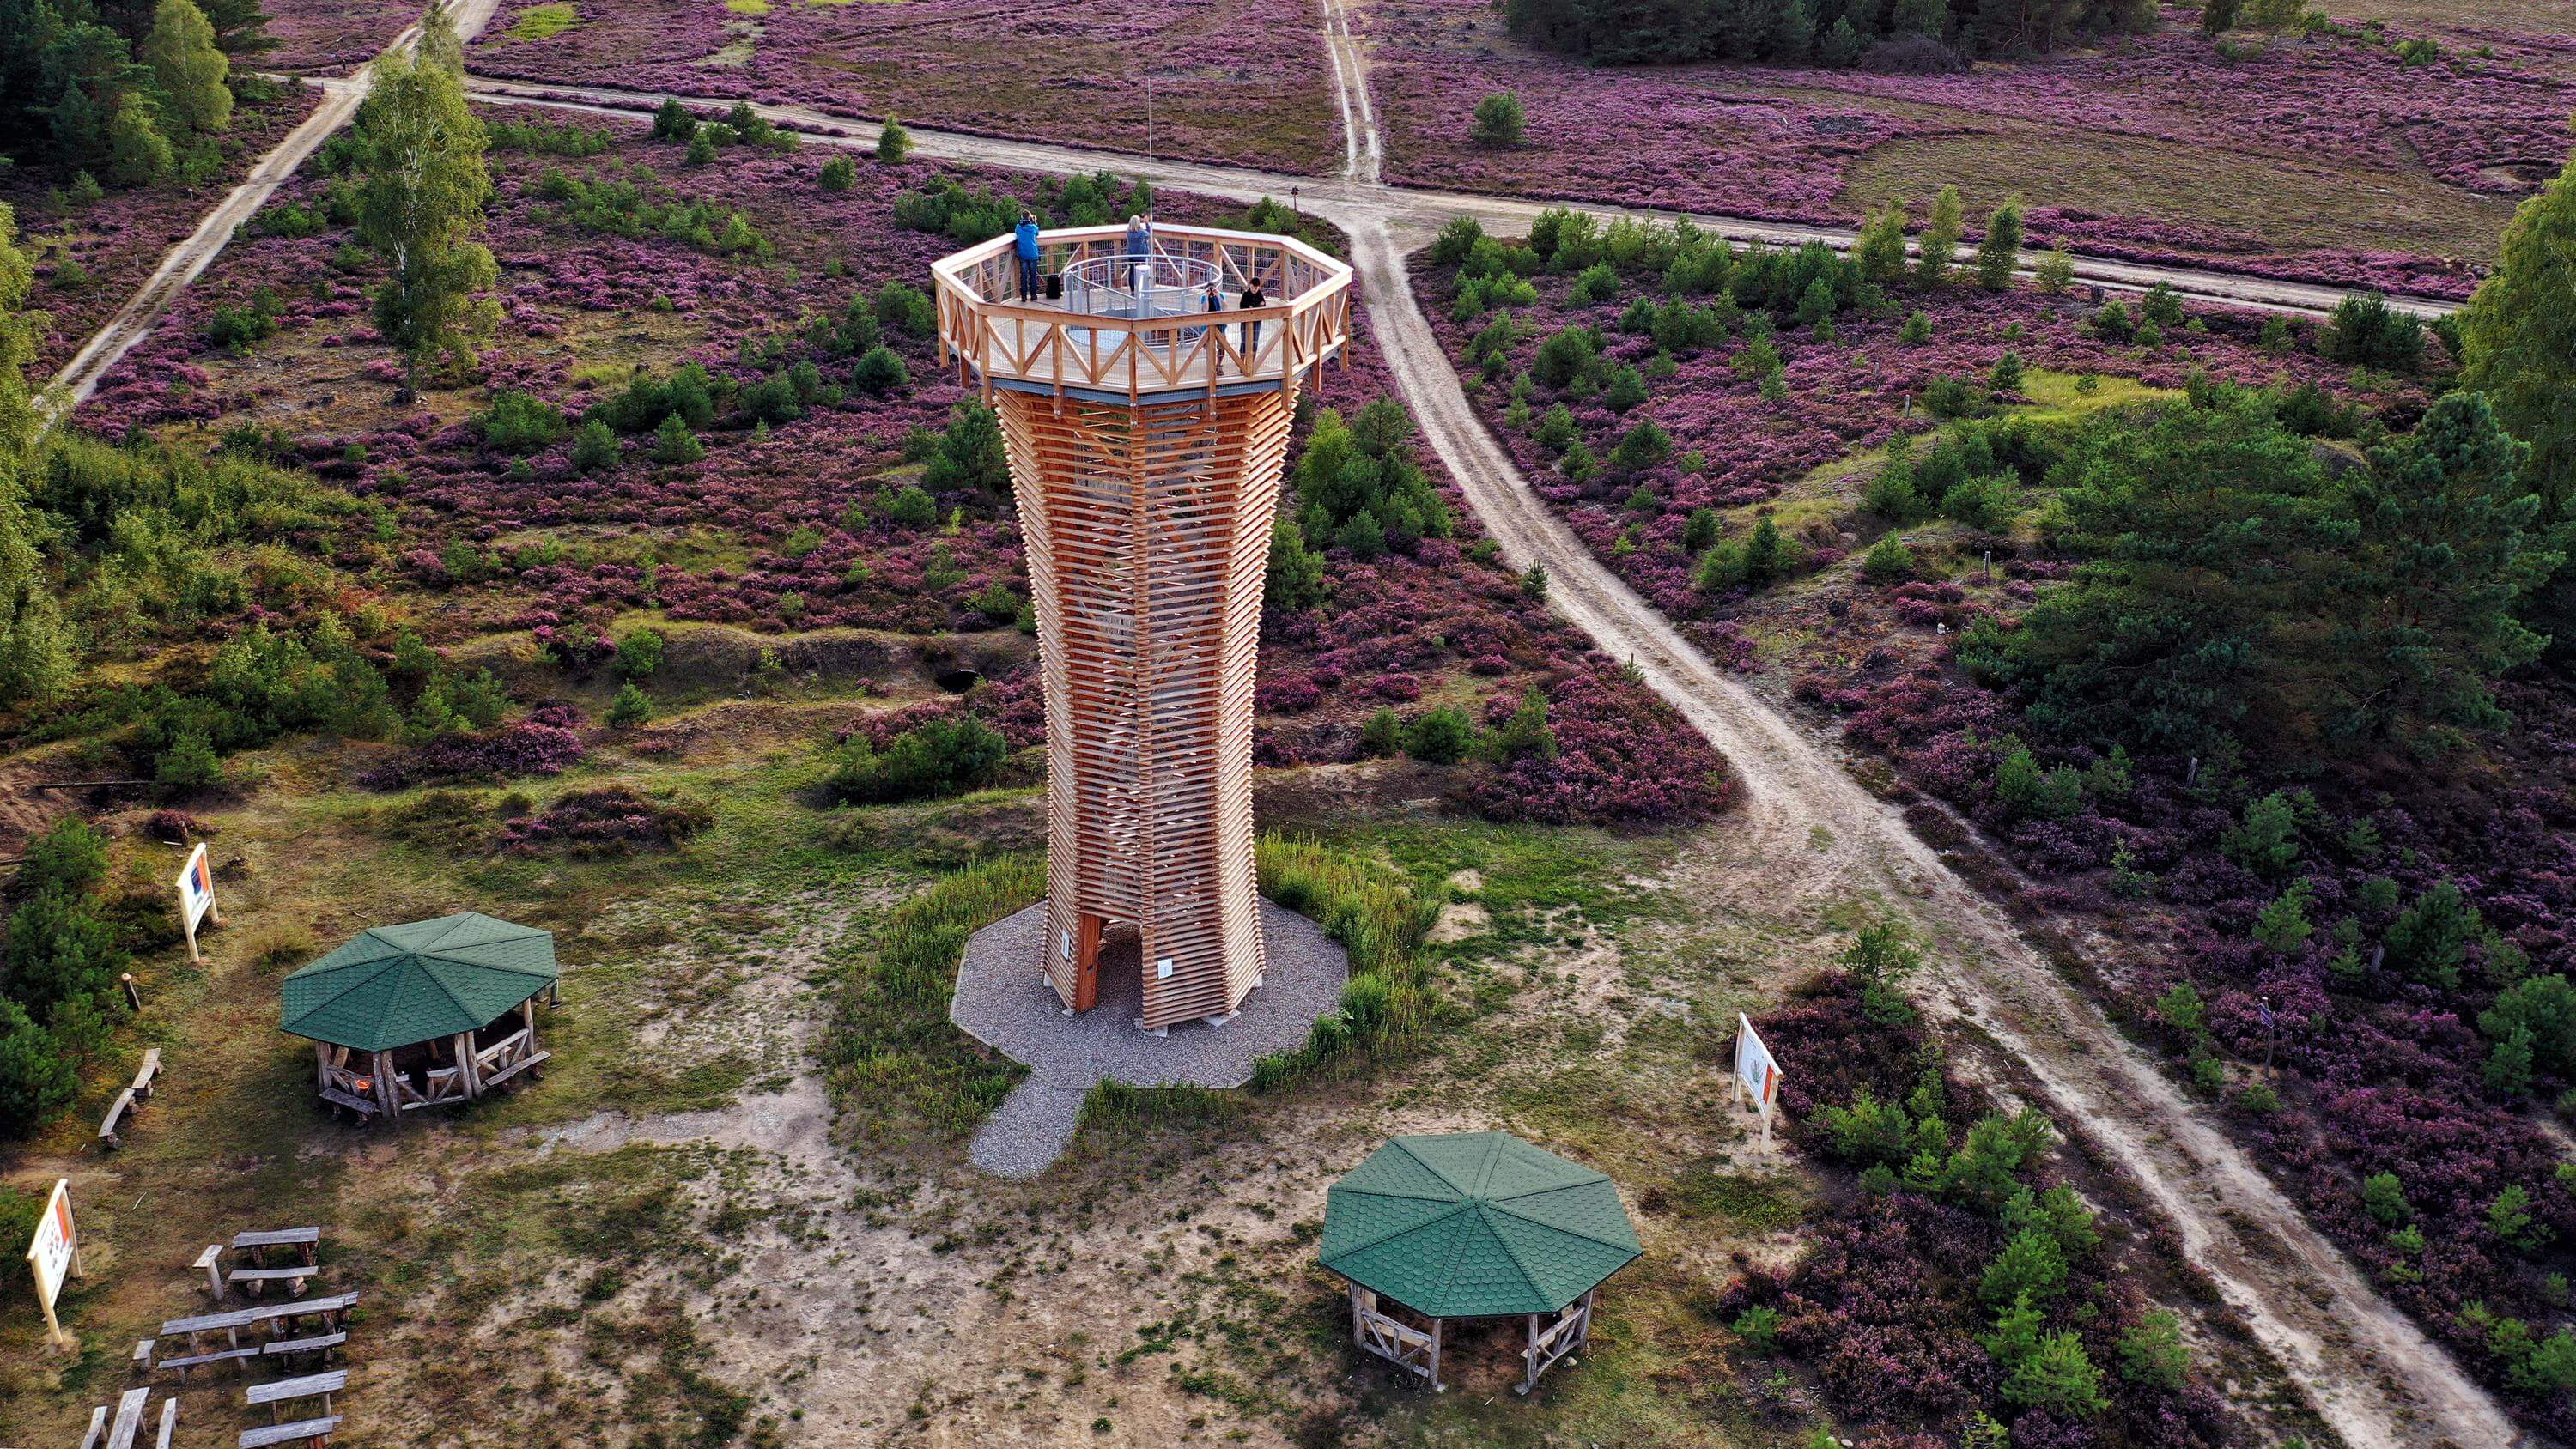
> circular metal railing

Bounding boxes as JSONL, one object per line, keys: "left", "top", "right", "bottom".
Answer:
{"left": 1060, "top": 252, "right": 1225, "bottom": 322}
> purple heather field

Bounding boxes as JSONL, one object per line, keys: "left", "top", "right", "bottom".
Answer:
{"left": 1369, "top": 0, "right": 2568, "bottom": 296}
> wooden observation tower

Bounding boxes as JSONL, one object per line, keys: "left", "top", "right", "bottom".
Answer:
{"left": 932, "top": 223, "right": 1354, "bottom": 1031}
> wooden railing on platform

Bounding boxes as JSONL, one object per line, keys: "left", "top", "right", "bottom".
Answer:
{"left": 933, "top": 224, "right": 1353, "bottom": 403}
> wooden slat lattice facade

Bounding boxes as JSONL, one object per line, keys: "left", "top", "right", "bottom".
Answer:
{"left": 935, "top": 225, "right": 1352, "bottom": 1029}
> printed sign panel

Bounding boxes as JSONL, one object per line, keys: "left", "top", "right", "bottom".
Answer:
{"left": 175, "top": 843, "right": 215, "bottom": 933}
{"left": 1734, "top": 1014, "right": 1780, "bottom": 1119}
{"left": 26, "top": 1179, "right": 75, "bottom": 1323}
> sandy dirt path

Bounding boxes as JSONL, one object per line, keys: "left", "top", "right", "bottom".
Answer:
{"left": 39, "top": 0, "right": 507, "bottom": 420}
{"left": 441, "top": 75, "right": 2458, "bottom": 322}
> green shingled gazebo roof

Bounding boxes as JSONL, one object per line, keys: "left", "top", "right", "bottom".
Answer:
{"left": 281, "top": 913, "right": 557, "bottom": 1052}
{"left": 1320, "top": 1131, "right": 1642, "bottom": 1319}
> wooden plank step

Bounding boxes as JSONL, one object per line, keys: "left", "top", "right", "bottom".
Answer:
{"left": 237, "top": 1416, "right": 338, "bottom": 1449}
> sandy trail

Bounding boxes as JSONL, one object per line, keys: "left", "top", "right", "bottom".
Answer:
{"left": 440, "top": 75, "right": 2456, "bottom": 322}
{"left": 40, "top": 0, "right": 509, "bottom": 421}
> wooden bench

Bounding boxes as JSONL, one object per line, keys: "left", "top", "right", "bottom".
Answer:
{"left": 131, "top": 1338, "right": 155, "bottom": 1373}
{"left": 158, "top": 1345, "right": 261, "bottom": 1379}
{"left": 130, "top": 1048, "right": 161, "bottom": 1100}
{"left": 228, "top": 1264, "right": 315, "bottom": 1299}
{"left": 233, "top": 1227, "right": 320, "bottom": 1268}
{"left": 246, "top": 1369, "right": 344, "bottom": 1423}
{"left": 237, "top": 1416, "right": 338, "bottom": 1449}
{"left": 98, "top": 1087, "right": 137, "bottom": 1149}
{"left": 315, "top": 1086, "right": 379, "bottom": 1122}
{"left": 261, "top": 1331, "right": 344, "bottom": 1366}
{"left": 476, "top": 1046, "right": 551, "bottom": 1090}
{"left": 106, "top": 1388, "right": 150, "bottom": 1449}
{"left": 80, "top": 1405, "right": 106, "bottom": 1449}
{"left": 193, "top": 1244, "right": 227, "bottom": 1298}
{"left": 154, "top": 1398, "right": 177, "bottom": 1449}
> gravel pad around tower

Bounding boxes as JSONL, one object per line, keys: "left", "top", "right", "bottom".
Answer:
{"left": 955, "top": 899, "right": 1350, "bottom": 1177}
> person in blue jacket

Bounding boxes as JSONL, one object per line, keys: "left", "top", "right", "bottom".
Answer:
{"left": 1014, "top": 212, "right": 1042, "bottom": 302}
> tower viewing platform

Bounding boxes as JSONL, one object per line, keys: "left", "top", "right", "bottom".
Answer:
{"left": 931, "top": 222, "right": 1353, "bottom": 404}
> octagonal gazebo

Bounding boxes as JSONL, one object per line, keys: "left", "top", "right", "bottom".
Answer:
{"left": 282, "top": 912, "right": 557, "bottom": 1125}
{"left": 1321, "top": 1131, "right": 1642, "bottom": 1395}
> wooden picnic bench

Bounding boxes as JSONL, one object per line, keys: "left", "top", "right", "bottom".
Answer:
{"left": 246, "top": 1369, "right": 345, "bottom": 1424}
{"left": 155, "top": 1397, "right": 178, "bottom": 1449}
{"left": 233, "top": 1227, "right": 319, "bottom": 1268}
{"left": 314, "top": 1084, "right": 380, "bottom": 1122}
{"left": 158, "top": 1345, "right": 261, "bottom": 1379}
{"left": 228, "top": 1264, "right": 315, "bottom": 1298}
{"left": 80, "top": 1404, "right": 106, "bottom": 1449}
{"left": 106, "top": 1388, "right": 150, "bottom": 1449}
{"left": 159, "top": 1292, "right": 357, "bottom": 1373}
{"left": 98, "top": 1087, "right": 137, "bottom": 1149}
{"left": 193, "top": 1244, "right": 227, "bottom": 1298}
{"left": 131, "top": 1338, "right": 155, "bottom": 1373}
{"left": 237, "top": 1416, "right": 338, "bottom": 1449}
{"left": 131, "top": 1048, "right": 161, "bottom": 1100}
{"left": 261, "top": 1331, "right": 344, "bottom": 1367}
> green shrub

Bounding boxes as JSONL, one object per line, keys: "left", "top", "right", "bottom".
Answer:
{"left": 828, "top": 715, "right": 1011, "bottom": 804}
{"left": 477, "top": 390, "right": 568, "bottom": 455}
{"left": 1471, "top": 90, "right": 1524, "bottom": 149}
{"left": 607, "top": 681, "right": 653, "bottom": 727}
{"left": 1402, "top": 706, "right": 1476, "bottom": 765}
{"left": 819, "top": 155, "right": 855, "bottom": 191}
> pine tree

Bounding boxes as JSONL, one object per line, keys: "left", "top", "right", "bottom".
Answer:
{"left": 1976, "top": 196, "right": 2023, "bottom": 289}
{"left": 2458, "top": 141, "right": 2576, "bottom": 651}
{"left": 877, "top": 117, "right": 911, "bottom": 163}
{"left": 0, "top": 205, "right": 75, "bottom": 704}
{"left": 51, "top": 80, "right": 106, "bottom": 168}
{"left": 1854, "top": 197, "right": 1909, "bottom": 285}
{"left": 415, "top": 0, "right": 463, "bottom": 71}
{"left": 105, "top": 89, "right": 173, "bottom": 186}
{"left": 2327, "top": 391, "right": 2555, "bottom": 747}
{"left": 1917, "top": 185, "right": 1962, "bottom": 288}
{"left": 352, "top": 17, "right": 497, "bottom": 401}
{"left": 143, "top": 0, "right": 230, "bottom": 133}
{"left": 196, "top": 0, "right": 276, "bottom": 58}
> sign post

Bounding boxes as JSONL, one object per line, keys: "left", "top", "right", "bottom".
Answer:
{"left": 1733, "top": 1014, "right": 1781, "bottom": 1147}
{"left": 24, "top": 1179, "right": 82, "bottom": 1350}
{"left": 174, "top": 842, "right": 220, "bottom": 965}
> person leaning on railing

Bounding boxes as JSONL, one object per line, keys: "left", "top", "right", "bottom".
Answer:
{"left": 1238, "top": 279, "right": 1267, "bottom": 357}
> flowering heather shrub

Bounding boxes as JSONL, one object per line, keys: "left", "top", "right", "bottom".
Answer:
{"left": 1421, "top": 239, "right": 2419, "bottom": 662}
{"left": 1469, "top": 664, "right": 1731, "bottom": 824}
{"left": 465, "top": 0, "right": 1339, "bottom": 172}
{"left": 1814, "top": 654, "right": 2576, "bottom": 1432}
{"left": 495, "top": 785, "right": 713, "bottom": 855}
{"left": 1734, "top": 971, "right": 2234, "bottom": 1440}
{"left": 3, "top": 88, "right": 323, "bottom": 373}
{"left": 261, "top": 0, "right": 421, "bottom": 71}
{"left": 363, "top": 706, "right": 589, "bottom": 790}
{"left": 1365, "top": 0, "right": 2564, "bottom": 292}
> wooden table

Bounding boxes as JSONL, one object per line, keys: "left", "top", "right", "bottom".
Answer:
{"left": 232, "top": 1228, "right": 319, "bottom": 1269}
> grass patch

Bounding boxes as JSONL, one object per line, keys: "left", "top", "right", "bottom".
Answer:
{"left": 821, "top": 853, "right": 1042, "bottom": 1143}
{"left": 726, "top": 0, "right": 771, "bottom": 12}
{"left": 1246, "top": 833, "right": 1444, "bottom": 1090}
{"left": 1838, "top": 126, "right": 2518, "bottom": 265}
{"left": 504, "top": 1, "right": 579, "bottom": 39}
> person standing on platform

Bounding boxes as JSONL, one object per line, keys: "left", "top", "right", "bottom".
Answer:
{"left": 1014, "top": 212, "right": 1042, "bottom": 301}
